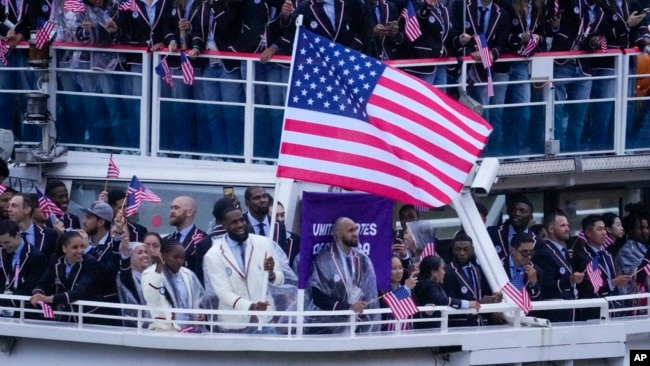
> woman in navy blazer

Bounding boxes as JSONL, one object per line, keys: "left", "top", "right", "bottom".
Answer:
{"left": 30, "top": 231, "right": 104, "bottom": 324}
{"left": 413, "top": 255, "right": 480, "bottom": 329}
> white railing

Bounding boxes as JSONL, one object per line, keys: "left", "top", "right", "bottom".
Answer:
{"left": 1, "top": 292, "right": 648, "bottom": 340}
{"left": 5, "top": 43, "right": 650, "bottom": 163}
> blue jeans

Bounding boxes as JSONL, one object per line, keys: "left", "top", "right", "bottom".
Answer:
{"left": 502, "top": 61, "right": 532, "bottom": 155}
{"left": 160, "top": 67, "right": 196, "bottom": 152}
{"left": 96, "top": 70, "right": 139, "bottom": 149}
{"left": 468, "top": 70, "right": 508, "bottom": 156}
{"left": 242, "top": 61, "right": 288, "bottom": 159}
{"left": 553, "top": 62, "right": 592, "bottom": 152}
{"left": 0, "top": 51, "right": 31, "bottom": 135}
{"left": 587, "top": 68, "right": 615, "bottom": 150}
{"left": 199, "top": 62, "right": 245, "bottom": 155}
{"left": 57, "top": 63, "right": 98, "bottom": 145}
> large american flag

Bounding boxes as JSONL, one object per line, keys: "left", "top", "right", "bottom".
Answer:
{"left": 586, "top": 256, "right": 604, "bottom": 294}
{"left": 35, "top": 187, "right": 64, "bottom": 218}
{"left": 501, "top": 282, "right": 532, "bottom": 314}
{"left": 106, "top": 154, "right": 120, "bottom": 179}
{"left": 36, "top": 19, "right": 56, "bottom": 50}
{"left": 277, "top": 29, "right": 492, "bottom": 208}
{"left": 63, "top": 0, "right": 86, "bottom": 13}
{"left": 0, "top": 39, "right": 8, "bottom": 66}
{"left": 382, "top": 286, "right": 418, "bottom": 321}
{"left": 401, "top": 0, "right": 421, "bottom": 42}
{"left": 180, "top": 52, "right": 195, "bottom": 85}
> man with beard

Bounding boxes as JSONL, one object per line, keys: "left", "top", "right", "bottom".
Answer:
{"left": 488, "top": 195, "right": 537, "bottom": 261}
{"left": 533, "top": 211, "right": 584, "bottom": 322}
{"left": 44, "top": 180, "right": 81, "bottom": 230}
{"left": 80, "top": 201, "right": 120, "bottom": 319}
{"left": 166, "top": 196, "right": 207, "bottom": 274}
{"left": 307, "top": 217, "right": 379, "bottom": 334}
{"left": 443, "top": 234, "right": 499, "bottom": 327}
{"left": 243, "top": 186, "right": 290, "bottom": 262}
{"left": 194, "top": 197, "right": 234, "bottom": 285}
{"left": 7, "top": 193, "right": 58, "bottom": 263}
{"left": 202, "top": 207, "right": 284, "bottom": 333}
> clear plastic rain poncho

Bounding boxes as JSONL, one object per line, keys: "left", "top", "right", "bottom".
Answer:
{"left": 406, "top": 219, "right": 438, "bottom": 260}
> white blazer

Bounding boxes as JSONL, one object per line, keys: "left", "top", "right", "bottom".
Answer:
{"left": 203, "top": 234, "right": 284, "bottom": 330}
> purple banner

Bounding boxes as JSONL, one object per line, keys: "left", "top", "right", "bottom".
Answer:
{"left": 299, "top": 192, "right": 393, "bottom": 290}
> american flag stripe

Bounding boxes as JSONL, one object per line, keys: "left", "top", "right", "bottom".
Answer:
{"left": 118, "top": 0, "right": 137, "bottom": 11}
{"left": 421, "top": 242, "right": 436, "bottom": 258}
{"left": 501, "top": 282, "right": 531, "bottom": 314}
{"left": 36, "top": 20, "right": 56, "bottom": 50}
{"left": 180, "top": 52, "right": 195, "bottom": 85}
{"left": 0, "top": 183, "right": 7, "bottom": 195}
{"left": 63, "top": 0, "right": 85, "bottom": 12}
{"left": 474, "top": 34, "right": 492, "bottom": 68}
{"left": 401, "top": 0, "right": 421, "bottom": 42}
{"left": 586, "top": 257, "right": 603, "bottom": 294}
{"left": 36, "top": 187, "right": 65, "bottom": 217}
{"left": 38, "top": 301, "right": 55, "bottom": 319}
{"left": 521, "top": 37, "right": 538, "bottom": 57}
{"left": 0, "top": 39, "right": 8, "bottom": 66}
{"left": 140, "top": 185, "right": 161, "bottom": 202}
{"left": 643, "top": 262, "right": 650, "bottom": 278}
{"left": 382, "top": 287, "right": 419, "bottom": 320}
{"left": 106, "top": 155, "right": 120, "bottom": 179}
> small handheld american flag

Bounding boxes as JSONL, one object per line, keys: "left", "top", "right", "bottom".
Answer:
{"left": 106, "top": 155, "right": 120, "bottom": 179}
{"left": 155, "top": 58, "right": 175, "bottom": 88}
{"left": 180, "top": 52, "right": 195, "bottom": 85}
{"left": 0, "top": 39, "right": 8, "bottom": 66}
{"left": 38, "top": 301, "right": 55, "bottom": 319}
{"left": 401, "top": 0, "right": 422, "bottom": 42}
{"left": 586, "top": 256, "right": 604, "bottom": 294}
{"left": 36, "top": 19, "right": 57, "bottom": 50}
{"left": 381, "top": 286, "right": 418, "bottom": 320}
{"left": 473, "top": 33, "right": 494, "bottom": 97}
{"left": 35, "top": 187, "right": 65, "bottom": 218}
{"left": 501, "top": 282, "right": 532, "bottom": 314}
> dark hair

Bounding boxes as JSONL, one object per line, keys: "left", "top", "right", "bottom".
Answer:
{"left": 0, "top": 219, "right": 19, "bottom": 237}
{"left": 11, "top": 193, "right": 35, "bottom": 217}
{"left": 453, "top": 233, "right": 473, "bottom": 245}
{"left": 107, "top": 189, "right": 126, "bottom": 207}
{"left": 0, "top": 158, "right": 9, "bottom": 180}
{"left": 161, "top": 237, "right": 183, "bottom": 254}
{"left": 244, "top": 185, "right": 265, "bottom": 201}
{"left": 581, "top": 215, "right": 603, "bottom": 232}
{"left": 543, "top": 210, "right": 567, "bottom": 229}
{"left": 398, "top": 204, "right": 419, "bottom": 219}
{"left": 55, "top": 231, "right": 82, "bottom": 257}
{"left": 530, "top": 224, "right": 545, "bottom": 237}
{"left": 143, "top": 232, "right": 163, "bottom": 245}
{"left": 511, "top": 233, "right": 535, "bottom": 249}
{"left": 622, "top": 203, "right": 650, "bottom": 239}
{"left": 418, "top": 255, "right": 443, "bottom": 281}
{"left": 601, "top": 212, "right": 620, "bottom": 228}
{"left": 213, "top": 197, "right": 235, "bottom": 221}
{"left": 45, "top": 180, "right": 67, "bottom": 196}
{"left": 221, "top": 206, "right": 241, "bottom": 222}
{"left": 507, "top": 194, "right": 533, "bottom": 213}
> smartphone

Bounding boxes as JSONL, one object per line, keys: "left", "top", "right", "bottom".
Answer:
{"left": 223, "top": 186, "right": 234, "bottom": 198}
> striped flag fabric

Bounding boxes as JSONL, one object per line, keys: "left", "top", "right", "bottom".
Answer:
{"left": 586, "top": 256, "right": 604, "bottom": 294}
{"left": 180, "top": 52, "right": 195, "bottom": 85}
{"left": 106, "top": 155, "right": 120, "bottom": 179}
{"left": 38, "top": 301, "right": 55, "bottom": 319}
{"left": 35, "top": 187, "right": 65, "bottom": 218}
{"left": 520, "top": 36, "right": 538, "bottom": 57}
{"left": 401, "top": 0, "right": 421, "bottom": 42}
{"left": 36, "top": 19, "right": 57, "bottom": 50}
{"left": 0, "top": 39, "right": 8, "bottom": 66}
{"left": 501, "top": 282, "right": 532, "bottom": 314}
{"left": 63, "top": 0, "right": 86, "bottom": 12}
{"left": 155, "top": 58, "right": 175, "bottom": 88}
{"left": 140, "top": 183, "right": 161, "bottom": 202}
{"left": 118, "top": 0, "right": 137, "bottom": 11}
{"left": 0, "top": 183, "right": 7, "bottom": 195}
{"left": 277, "top": 29, "right": 492, "bottom": 208}
{"left": 642, "top": 261, "right": 650, "bottom": 278}
{"left": 125, "top": 180, "right": 140, "bottom": 218}
{"left": 603, "top": 233, "right": 615, "bottom": 250}
{"left": 473, "top": 33, "right": 494, "bottom": 97}
{"left": 421, "top": 236, "right": 436, "bottom": 258}
{"left": 381, "top": 286, "right": 419, "bottom": 320}
{"left": 597, "top": 36, "right": 607, "bottom": 52}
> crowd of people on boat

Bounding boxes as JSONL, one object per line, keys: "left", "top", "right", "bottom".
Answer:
{"left": 2, "top": 0, "right": 650, "bottom": 156}
{"left": 0, "top": 156, "right": 648, "bottom": 334}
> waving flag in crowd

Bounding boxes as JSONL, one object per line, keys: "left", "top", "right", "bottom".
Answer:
{"left": 36, "top": 19, "right": 57, "bottom": 50}
{"left": 36, "top": 187, "right": 64, "bottom": 218}
{"left": 180, "top": 52, "right": 195, "bottom": 85}
{"left": 106, "top": 155, "right": 120, "bottom": 179}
